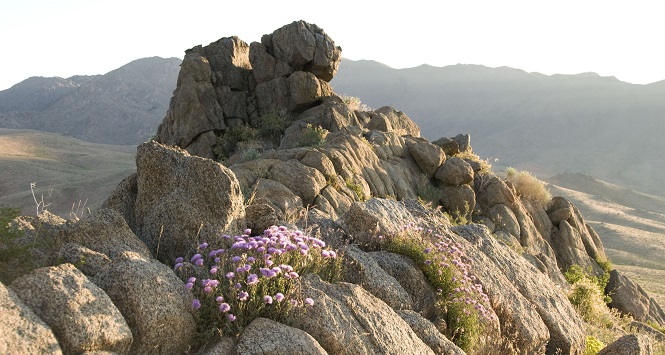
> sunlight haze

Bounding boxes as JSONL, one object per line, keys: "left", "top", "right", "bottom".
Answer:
{"left": 1, "top": 0, "right": 663, "bottom": 90}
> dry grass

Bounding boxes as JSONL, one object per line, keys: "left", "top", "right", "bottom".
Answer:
{"left": 505, "top": 167, "right": 552, "bottom": 207}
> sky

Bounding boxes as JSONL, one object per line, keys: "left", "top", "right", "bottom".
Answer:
{"left": 1, "top": 0, "right": 664, "bottom": 90}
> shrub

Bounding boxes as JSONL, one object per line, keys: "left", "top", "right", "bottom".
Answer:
{"left": 584, "top": 335, "right": 605, "bottom": 355}
{"left": 565, "top": 264, "right": 611, "bottom": 304}
{"left": 341, "top": 95, "right": 372, "bottom": 112}
{"left": 505, "top": 167, "right": 552, "bottom": 207}
{"left": 568, "top": 277, "right": 616, "bottom": 328}
{"left": 213, "top": 125, "right": 259, "bottom": 161}
{"left": 174, "top": 226, "right": 343, "bottom": 347}
{"left": 258, "top": 110, "right": 289, "bottom": 143}
{"left": 297, "top": 124, "right": 328, "bottom": 147}
{"left": 379, "top": 223, "right": 493, "bottom": 352}
{"left": 455, "top": 151, "right": 493, "bottom": 176}
{"left": 416, "top": 174, "right": 444, "bottom": 206}
{"left": 345, "top": 178, "right": 364, "bottom": 201}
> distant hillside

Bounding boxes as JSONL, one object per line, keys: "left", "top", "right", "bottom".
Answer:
{"left": 0, "top": 57, "right": 181, "bottom": 145}
{"left": 0, "top": 128, "right": 135, "bottom": 217}
{"left": 331, "top": 59, "right": 665, "bottom": 196}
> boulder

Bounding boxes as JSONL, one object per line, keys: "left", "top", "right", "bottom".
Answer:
{"left": 249, "top": 42, "right": 293, "bottom": 84}
{"left": 93, "top": 256, "right": 195, "bottom": 354}
{"left": 269, "top": 159, "right": 327, "bottom": 206}
{"left": 629, "top": 321, "right": 665, "bottom": 342}
{"left": 370, "top": 251, "right": 438, "bottom": 319}
{"left": 342, "top": 198, "right": 416, "bottom": 248}
{"left": 605, "top": 269, "right": 665, "bottom": 325}
{"left": 244, "top": 203, "right": 279, "bottom": 234}
{"left": 434, "top": 157, "right": 474, "bottom": 186}
{"left": 0, "top": 281, "right": 62, "bottom": 354}
{"left": 156, "top": 49, "right": 225, "bottom": 148}
{"left": 267, "top": 21, "right": 341, "bottom": 81}
{"left": 201, "top": 337, "right": 235, "bottom": 355}
{"left": 406, "top": 138, "right": 446, "bottom": 177}
{"left": 255, "top": 77, "right": 290, "bottom": 115}
{"left": 342, "top": 245, "right": 414, "bottom": 310}
{"left": 291, "top": 274, "right": 435, "bottom": 355}
{"left": 202, "top": 36, "right": 252, "bottom": 90}
{"left": 551, "top": 220, "right": 601, "bottom": 273}
{"left": 299, "top": 149, "right": 337, "bottom": 178}
{"left": 134, "top": 140, "right": 245, "bottom": 263}
{"left": 487, "top": 203, "right": 520, "bottom": 238}
{"left": 59, "top": 208, "right": 152, "bottom": 260}
{"left": 453, "top": 224, "right": 585, "bottom": 354}
{"left": 439, "top": 184, "right": 476, "bottom": 222}
{"left": 396, "top": 310, "right": 465, "bottom": 355}
{"left": 57, "top": 243, "right": 112, "bottom": 277}
{"left": 250, "top": 178, "right": 304, "bottom": 219}
{"left": 236, "top": 318, "right": 327, "bottom": 354}
{"left": 10, "top": 264, "right": 132, "bottom": 354}
{"left": 432, "top": 136, "right": 460, "bottom": 156}
{"left": 288, "top": 71, "right": 328, "bottom": 109}
{"left": 102, "top": 173, "right": 138, "bottom": 230}
{"left": 367, "top": 106, "right": 420, "bottom": 137}
{"left": 597, "top": 334, "right": 653, "bottom": 355}
{"left": 475, "top": 174, "right": 516, "bottom": 211}
{"left": 452, "top": 133, "right": 471, "bottom": 153}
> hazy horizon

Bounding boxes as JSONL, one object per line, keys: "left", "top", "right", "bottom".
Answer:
{"left": 2, "top": 0, "right": 665, "bottom": 90}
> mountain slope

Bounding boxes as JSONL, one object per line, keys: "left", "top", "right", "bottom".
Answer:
{"left": 0, "top": 128, "right": 135, "bottom": 217}
{"left": 331, "top": 59, "right": 665, "bottom": 196}
{"left": 0, "top": 57, "right": 181, "bottom": 145}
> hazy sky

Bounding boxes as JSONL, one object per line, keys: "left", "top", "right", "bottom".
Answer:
{"left": 2, "top": 0, "right": 663, "bottom": 90}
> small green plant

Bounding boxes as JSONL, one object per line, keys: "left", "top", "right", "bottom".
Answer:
{"left": 565, "top": 264, "right": 611, "bottom": 303}
{"left": 416, "top": 174, "right": 444, "bottom": 206}
{"left": 378, "top": 224, "right": 494, "bottom": 352}
{"left": 341, "top": 95, "right": 372, "bottom": 112}
{"left": 646, "top": 320, "right": 665, "bottom": 334}
{"left": 174, "top": 226, "right": 343, "bottom": 348}
{"left": 0, "top": 208, "right": 33, "bottom": 283}
{"left": 345, "top": 178, "right": 364, "bottom": 201}
{"left": 213, "top": 125, "right": 259, "bottom": 161}
{"left": 504, "top": 167, "right": 552, "bottom": 207}
{"left": 584, "top": 335, "right": 605, "bottom": 355}
{"left": 297, "top": 124, "right": 328, "bottom": 147}
{"left": 258, "top": 110, "right": 289, "bottom": 143}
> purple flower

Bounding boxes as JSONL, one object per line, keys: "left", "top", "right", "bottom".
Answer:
{"left": 275, "top": 293, "right": 285, "bottom": 302}
{"left": 204, "top": 286, "right": 212, "bottom": 293}
{"left": 191, "top": 254, "right": 202, "bottom": 263}
{"left": 210, "top": 266, "right": 218, "bottom": 275}
{"left": 328, "top": 251, "right": 337, "bottom": 258}
{"left": 185, "top": 282, "right": 194, "bottom": 290}
{"left": 289, "top": 271, "right": 299, "bottom": 279}
{"left": 191, "top": 299, "right": 201, "bottom": 310}
{"left": 263, "top": 295, "right": 273, "bottom": 304}
{"left": 195, "top": 258, "right": 204, "bottom": 267}
{"left": 247, "top": 274, "right": 258, "bottom": 285}
{"left": 175, "top": 257, "right": 184, "bottom": 263}
{"left": 423, "top": 248, "right": 431, "bottom": 254}
{"left": 173, "top": 262, "right": 184, "bottom": 270}
{"left": 209, "top": 250, "right": 218, "bottom": 258}
{"left": 216, "top": 296, "right": 224, "bottom": 303}
{"left": 265, "top": 259, "right": 274, "bottom": 267}
{"left": 232, "top": 256, "right": 241, "bottom": 263}
{"left": 244, "top": 228, "right": 252, "bottom": 235}
{"left": 226, "top": 272, "right": 235, "bottom": 279}
{"left": 257, "top": 247, "right": 266, "bottom": 254}
{"left": 247, "top": 256, "right": 256, "bottom": 263}
{"left": 239, "top": 291, "right": 249, "bottom": 301}
{"left": 199, "top": 242, "right": 209, "bottom": 249}
{"left": 300, "top": 249, "right": 308, "bottom": 255}
{"left": 214, "top": 257, "right": 221, "bottom": 264}
{"left": 219, "top": 303, "right": 231, "bottom": 312}
{"left": 243, "top": 264, "right": 251, "bottom": 272}
{"left": 228, "top": 313, "right": 237, "bottom": 322}
{"left": 187, "top": 277, "right": 196, "bottom": 283}
{"left": 290, "top": 299, "right": 298, "bottom": 306}
{"left": 304, "top": 298, "right": 314, "bottom": 306}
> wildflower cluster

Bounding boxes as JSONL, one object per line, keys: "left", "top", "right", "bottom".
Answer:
{"left": 379, "top": 222, "right": 494, "bottom": 352}
{"left": 174, "top": 226, "right": 342, "bottom": 345}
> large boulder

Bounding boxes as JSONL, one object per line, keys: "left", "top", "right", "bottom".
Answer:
{"left": 59, "top": 208, "right": 152, "bottom": 260}
{"left": 342, "top": 245, "right": 414, "bottom": 310}
{"left": 342, "top": 198, "right": 417, "bottom": 247}
{"left": 0, "top": 281, "right": 62, "bottom": 354}
{"left": 605, "top": 269, "right": 665, "bottom": 326}
{"left": 236, "top": 318, "right": 327, "bottom": 354}
{"left": 93, "top": 256, "right": 195, "bottom": 354}
{"left": 406, "top": 138, "right": 446, "bottom": 177}
{"left": 57, "top": 243, "right": 112, "bottom": 277}
{"left": 133, "top": 140, "right": 245, "bottom": 263}
{"left": 453, "top": 224, "right": 586, "bottom": 354}
{"left": 435, "top": 157, "right": 474, "bottom": 186}
{"left": 366, "top": 106, "right": 420, "bottom": 137}
{"left": 269, "top": 159, "right": 327, "bottom": 206}
{"left": 597, "top": 334, "right": 653, "bottom": 355}
{"left": 396, "top": 310, "right": 465, "bottom": 355}
{"left": 439, "top": 184, "right": 476, "bottom": 222}
{"left": 291, "top": 274, "right": 435, "bottom": 354}
{"left": 10, "top": 264, "right": 132, "bottom": 354}
{"left": 266, "top": 20, "right": 341, "bottom": 81}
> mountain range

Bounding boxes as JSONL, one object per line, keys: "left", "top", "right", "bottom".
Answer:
{"left": 0, "top": 57, "right": 180, "bottom": 145}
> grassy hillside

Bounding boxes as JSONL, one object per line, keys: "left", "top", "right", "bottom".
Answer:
{"left": 0, "top": 128, "right": 136, "bottom": 218}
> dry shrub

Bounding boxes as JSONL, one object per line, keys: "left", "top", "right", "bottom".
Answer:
{"left": 505, "top": 167, "right": 552, "bottom": 207}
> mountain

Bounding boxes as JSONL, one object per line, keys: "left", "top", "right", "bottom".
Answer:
{"left": 331, "top": 59, "right": 665, "bottom": 197}
{"left": 0, "top": 57, "right": 181, "bottom": 145}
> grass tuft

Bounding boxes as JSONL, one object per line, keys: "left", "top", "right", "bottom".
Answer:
{"left": 505, "top": 167, "right": 552, "bottom": 207}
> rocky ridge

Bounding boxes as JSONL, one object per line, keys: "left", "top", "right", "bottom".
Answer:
{"left": 2, "top": 21, "right": 663, "bottom": 354}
